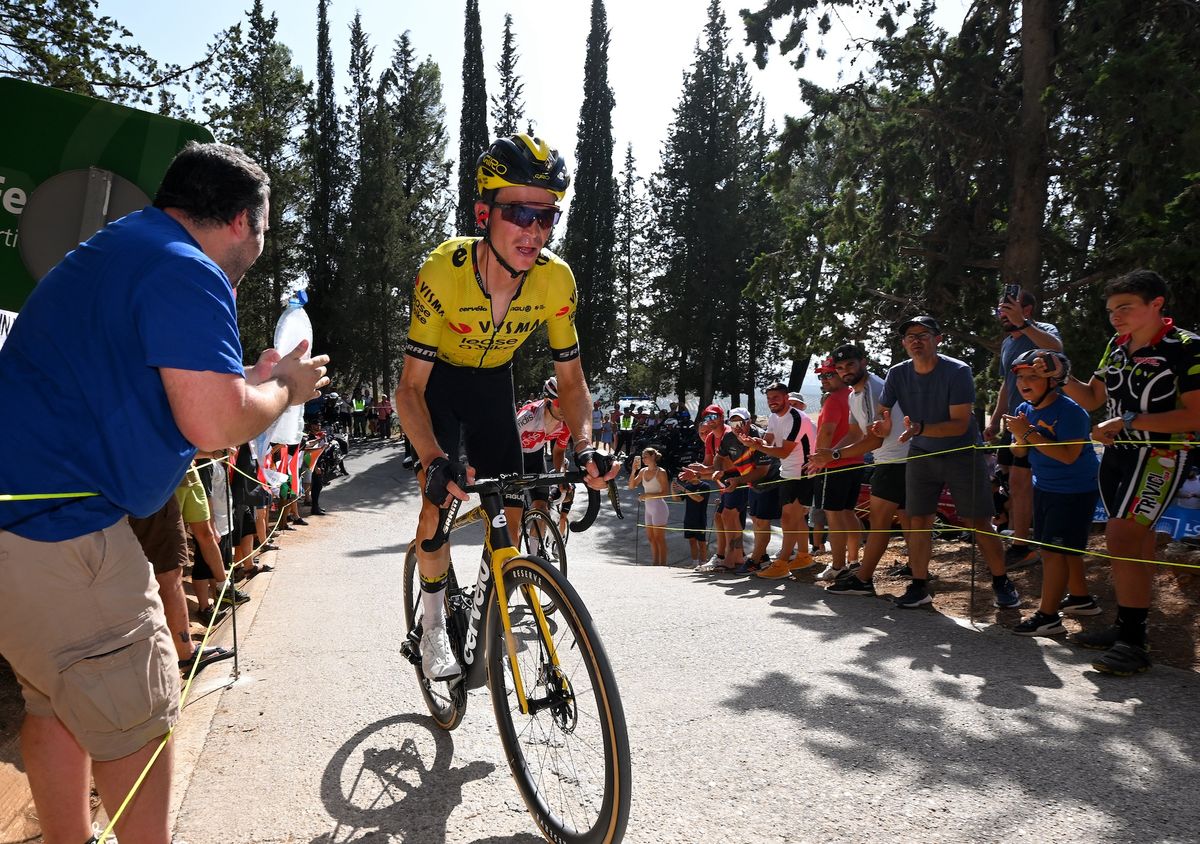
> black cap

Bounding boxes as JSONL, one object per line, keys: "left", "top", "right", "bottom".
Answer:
{"left": 831, "top": 344, "right": 866, "bottom": 363}
{"left": 898, "top": 315, "right": 941, "bottom": 336}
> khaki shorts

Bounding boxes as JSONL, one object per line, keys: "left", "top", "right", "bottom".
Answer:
{"left": 0, "top": 521, "right": 180, "bottom": 761}
{"left": 127, "top": 495, "right": 188, "bottom": 575}
{"left": 174, "top": 465, "right": 211, "bottom": 525}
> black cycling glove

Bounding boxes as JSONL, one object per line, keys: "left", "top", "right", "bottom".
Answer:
{"left": 571, "top": 446, "right": 612, "bottom": 477}
{"left": 423, "top": 456, "right": 466, "bottom": 505}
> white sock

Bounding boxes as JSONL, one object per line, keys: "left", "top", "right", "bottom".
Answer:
{"left": 421, "top": 586, "right": 447, "bottom": 627}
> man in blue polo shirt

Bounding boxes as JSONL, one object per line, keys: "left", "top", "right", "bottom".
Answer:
{"left": 0, "top": 142, "right": 328, "bottom": 844}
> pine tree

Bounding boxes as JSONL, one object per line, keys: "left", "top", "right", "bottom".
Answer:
{"left": 456, "top": 0, "right": 489, "bottom": 236}
{"left": 612, "top": 144, "right": 655, "bottom": 394}
{"left": 490, "top": 13, "right": 526, "bottom": 136}
{"left": 560, "top": 0, "right": 617, "bottom": 386}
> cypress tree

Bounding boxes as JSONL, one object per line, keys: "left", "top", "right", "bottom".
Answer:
{"left": 457, "top": 0, "right": 490, "bottom": 236}
{"left": 305, "top": 0, "right": 346, "bottom": 368}
{"left": 490, "top": 13, "right": 526, "bottom": 136}
{"left": 561, "top": 0, "right": 617, "bottom": 386}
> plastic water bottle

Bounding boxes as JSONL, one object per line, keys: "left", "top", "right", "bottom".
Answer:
{"left": 261, "top": 294, "right": 313, "bottom": 446}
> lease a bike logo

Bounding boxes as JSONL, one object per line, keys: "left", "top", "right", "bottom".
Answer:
{"left": 449, "top": 322, "right": 472, "bottom": 334}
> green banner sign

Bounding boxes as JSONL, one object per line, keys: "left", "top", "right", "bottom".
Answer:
{"left": 0, "top": 78, "right": 214, "bottom": 312}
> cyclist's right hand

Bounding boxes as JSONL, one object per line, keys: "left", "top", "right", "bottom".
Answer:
{"left": 423, "top": 456, "right": 470, "bottom": 507}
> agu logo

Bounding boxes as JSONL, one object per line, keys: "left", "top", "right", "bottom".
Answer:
{"left": 449, "top": 322, "right": 473, "bottom": 334}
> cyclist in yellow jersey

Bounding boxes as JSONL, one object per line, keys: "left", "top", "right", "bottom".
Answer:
{"left": 396, "top": 134, "right": 620, "bottom": 681}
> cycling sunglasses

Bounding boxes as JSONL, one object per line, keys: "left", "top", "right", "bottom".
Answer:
{"left": 493, "top": 202, "right": 561, "bottom": 230}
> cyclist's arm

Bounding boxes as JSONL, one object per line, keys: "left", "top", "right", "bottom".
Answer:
{"left": 395, "top": 356, "right": 443, "bottom": 467}
{"left": 551, "top": 442, "right": 568, "bottom": 472}
{"left": 553, "top": 356, "right": 593, "bottom": 450}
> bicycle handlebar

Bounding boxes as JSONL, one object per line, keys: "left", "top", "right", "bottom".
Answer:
{"left": 419, "top": 464, "right": 625, "bottom": 553}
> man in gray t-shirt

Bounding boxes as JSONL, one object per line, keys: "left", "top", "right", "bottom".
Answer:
{"left": 984, "top": 289, "right": 1062, "bottom": 568}
{"left": 876, "top": 316, "right": 1018, "bottom": 610}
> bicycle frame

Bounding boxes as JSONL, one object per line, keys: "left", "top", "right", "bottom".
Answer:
{"left": 450, "top": 487, "right": 562, "bottom": 717}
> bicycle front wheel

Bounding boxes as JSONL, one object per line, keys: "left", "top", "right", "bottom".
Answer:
{"left": 402, "top": 543, "right": 466, "bottom": 731}
{"left": 487, "top": 555, "right": 631, "bottom": 843}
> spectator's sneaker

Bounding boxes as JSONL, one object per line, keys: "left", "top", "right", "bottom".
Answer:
{"left": 420, "top": 617, "right": 461, "bottom": 681}
{"left": 835, "top": 564, "right": 861, "bottom": 581}
{"left": 811, "top": 541, "right": 830, "bottom": 554}
{"left": 1004, "top": 544, "right": 1041, "bottom": 570}
{"left": 757, "top": 558, "right": 794, "bottom": 580}
{"left": 788, "top": 553, "right": 816, "bottom": 572}
{"left": 992, "top": 579, "right": 1021, "bottom": 609}
{"left": 825, "top": 575, "right": 876, "bottom": 597}
{"left": 1091, "top": 641, "right": 1152, "bottom": 676}
{"left": 292, "top": 517, "right": 310, "bottom": 527}
{"left": 1059, "top": 594, "right": 1102, "bottom": 617}
{"left": 695, "top": 556, "right": 726, "bottom": 573}
{"left": 894, "top": 582, "right": 933, "bottom": 608}
{"left": 732, "top": 559, "right": 760, "bottom": 574}
{"left": 219, "top": 586, "right": 251, "bottom": 607}
{"left": 1013, "top": 610, "right": 1065, "bottom": 636}
{"left": 816, "top": 564, "right": 845, "bottom": 581}
{"left": 886, "top": 564, "right": 913, "bottom": 578}
{"left": 1070, "top": 624, "right": 1121, "bottom": 650}
{"left": 197, "top": 606, "right": 227, "bottom": 628}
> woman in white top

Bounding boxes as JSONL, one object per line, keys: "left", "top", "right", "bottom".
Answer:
{"left": 628, "top": 447, "right": 670, "bottom": 565}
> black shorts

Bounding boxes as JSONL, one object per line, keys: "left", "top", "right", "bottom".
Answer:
{"left": 1099, "top": 447, "right": 1185, "bottom": 527}
{"left": 777, "top": 477, "right": 812, "bottom": 508}
{"left": 812, "top": 466, "right": 863, "bottom": 512}
{"left": 868, "top": 462, "right": 906, "bottom": 508}
{"left": 196, "top": 461, "right": 215, "bottom": 498}
{"left": 425, "top": 360, "right": 522, "bottom": 490}
{"left": 749, "top": 485, "right": 781, "bottom": 521}
{"left": 522, "top": 450, "right": 549, "bottom": 502}
{"left": 720, "top": 485, "right": 749, "bottom": 513}
{"left": 996, "top": 432, "right": 1031, "bottom": 469}
{"left": 1033, "top": 488, "right": 1098, "bottom": 557}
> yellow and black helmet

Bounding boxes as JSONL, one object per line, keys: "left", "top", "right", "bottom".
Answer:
{"left": 476, "top": 134, "right": 570, "bottom": 201}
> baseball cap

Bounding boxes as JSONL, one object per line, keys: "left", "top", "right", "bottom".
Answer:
{"left": 729, "top": 407, "right": 751, "bottom": 421}
{"left": 701, "top": 404, "right": 724, "bottom": 421}
{"left": 898, "top": 315, "right": 941, "bottom": 336}
{"left": 813, "top": 356, "right": 837, "bottom": 375}
{"left": 831, "top": 344, "right": 865, "bottom": 363}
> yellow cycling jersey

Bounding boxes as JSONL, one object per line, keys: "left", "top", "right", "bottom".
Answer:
{"left": 404, "top": 237, "right": 581, "bottom": 369}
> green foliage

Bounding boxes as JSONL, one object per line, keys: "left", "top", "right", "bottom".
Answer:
{"left": 195, "top": 0, "right": 309, "bottom": 357}
{"left": 0, "top": 0, "right": 205, "bottom": 106}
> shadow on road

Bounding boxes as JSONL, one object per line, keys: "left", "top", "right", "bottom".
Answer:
{"left": 311, "top": 712, "right": 519, "bottom": 844}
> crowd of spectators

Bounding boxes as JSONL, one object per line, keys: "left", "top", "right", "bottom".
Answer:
{"left": 621, "top": 270, "right": 1199, "bottom": 680}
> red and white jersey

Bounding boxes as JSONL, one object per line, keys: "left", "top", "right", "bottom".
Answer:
{"left": 517, "top": 400, "right": 571, "bottom": 454}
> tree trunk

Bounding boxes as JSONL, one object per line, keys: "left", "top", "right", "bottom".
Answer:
{"left": 1000, "top": 0, "right": 1056, "bottom": 300}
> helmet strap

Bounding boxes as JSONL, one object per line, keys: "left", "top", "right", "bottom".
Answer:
{"left": 483, "top": 234, "right": 526, "bottom": 280}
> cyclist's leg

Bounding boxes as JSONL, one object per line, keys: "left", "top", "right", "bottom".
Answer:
{"left": 460, "top": 363, "right": 524, "bottom": 548}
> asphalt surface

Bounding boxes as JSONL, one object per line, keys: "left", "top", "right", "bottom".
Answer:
{"left": 170, "top": 438, "right": 1200, "bottom": 844}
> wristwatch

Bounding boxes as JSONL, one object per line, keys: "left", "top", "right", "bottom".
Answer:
{"left": 1122, "top": 410, "right": 1138, "bottom": 432}
{"left": 831, "top": 447, "right": 842, "bottom": 460}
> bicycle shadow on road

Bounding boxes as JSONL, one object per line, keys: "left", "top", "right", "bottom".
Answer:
{"left": 311, "top": 712, "right": 533, "bottom": 844}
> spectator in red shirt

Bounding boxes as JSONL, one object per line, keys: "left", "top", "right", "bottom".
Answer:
{"left": 809, "top": 357, "right": 865, "bottom": 581}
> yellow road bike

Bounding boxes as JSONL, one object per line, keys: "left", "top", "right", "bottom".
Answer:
{"left": 401, "top": 469, "right": 630, "bottom": 843}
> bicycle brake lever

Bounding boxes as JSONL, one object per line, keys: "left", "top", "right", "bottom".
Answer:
{"left": 421, "top": 497, "right": 462, "bottom": 552}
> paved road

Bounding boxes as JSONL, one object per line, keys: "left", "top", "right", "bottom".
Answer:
{"left": 171, "top": 439, "right": 1200, "bottom": 844}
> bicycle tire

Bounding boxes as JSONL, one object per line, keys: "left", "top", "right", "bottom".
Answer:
{"left": 520, "top": 508, "right": 568, "bottom": 580}
{"left": 487, "top": 555, "right": 631, "bottom": 844}
{"left": 402, "top": 543, "right": 467, "bottom": 731}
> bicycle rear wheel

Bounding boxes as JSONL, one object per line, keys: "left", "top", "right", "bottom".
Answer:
{"left": 402, "top": 543, "right": 467, "bottom": 731}
{"left": 487, "top": 555, "right": 631, "bottom": 843}
{"left": 521, "top": 507, "right": 567, "bottom": 578}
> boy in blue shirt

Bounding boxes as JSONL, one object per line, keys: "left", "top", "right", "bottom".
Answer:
{"left": 1003, "top": 350, "right": 1101, "bottom": 636}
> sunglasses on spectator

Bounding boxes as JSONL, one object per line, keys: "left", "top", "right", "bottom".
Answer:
{"left": 701, "top": 413, "right": 722, "bottom": 422}
{"left": 817, "top": 373, "right": 836, "bottom": 380}
{"left": 493, "top": 202, "right": 561, "bottom": 230}
{"left": 902, "top": 331, "right": 933, "bottom": 343}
